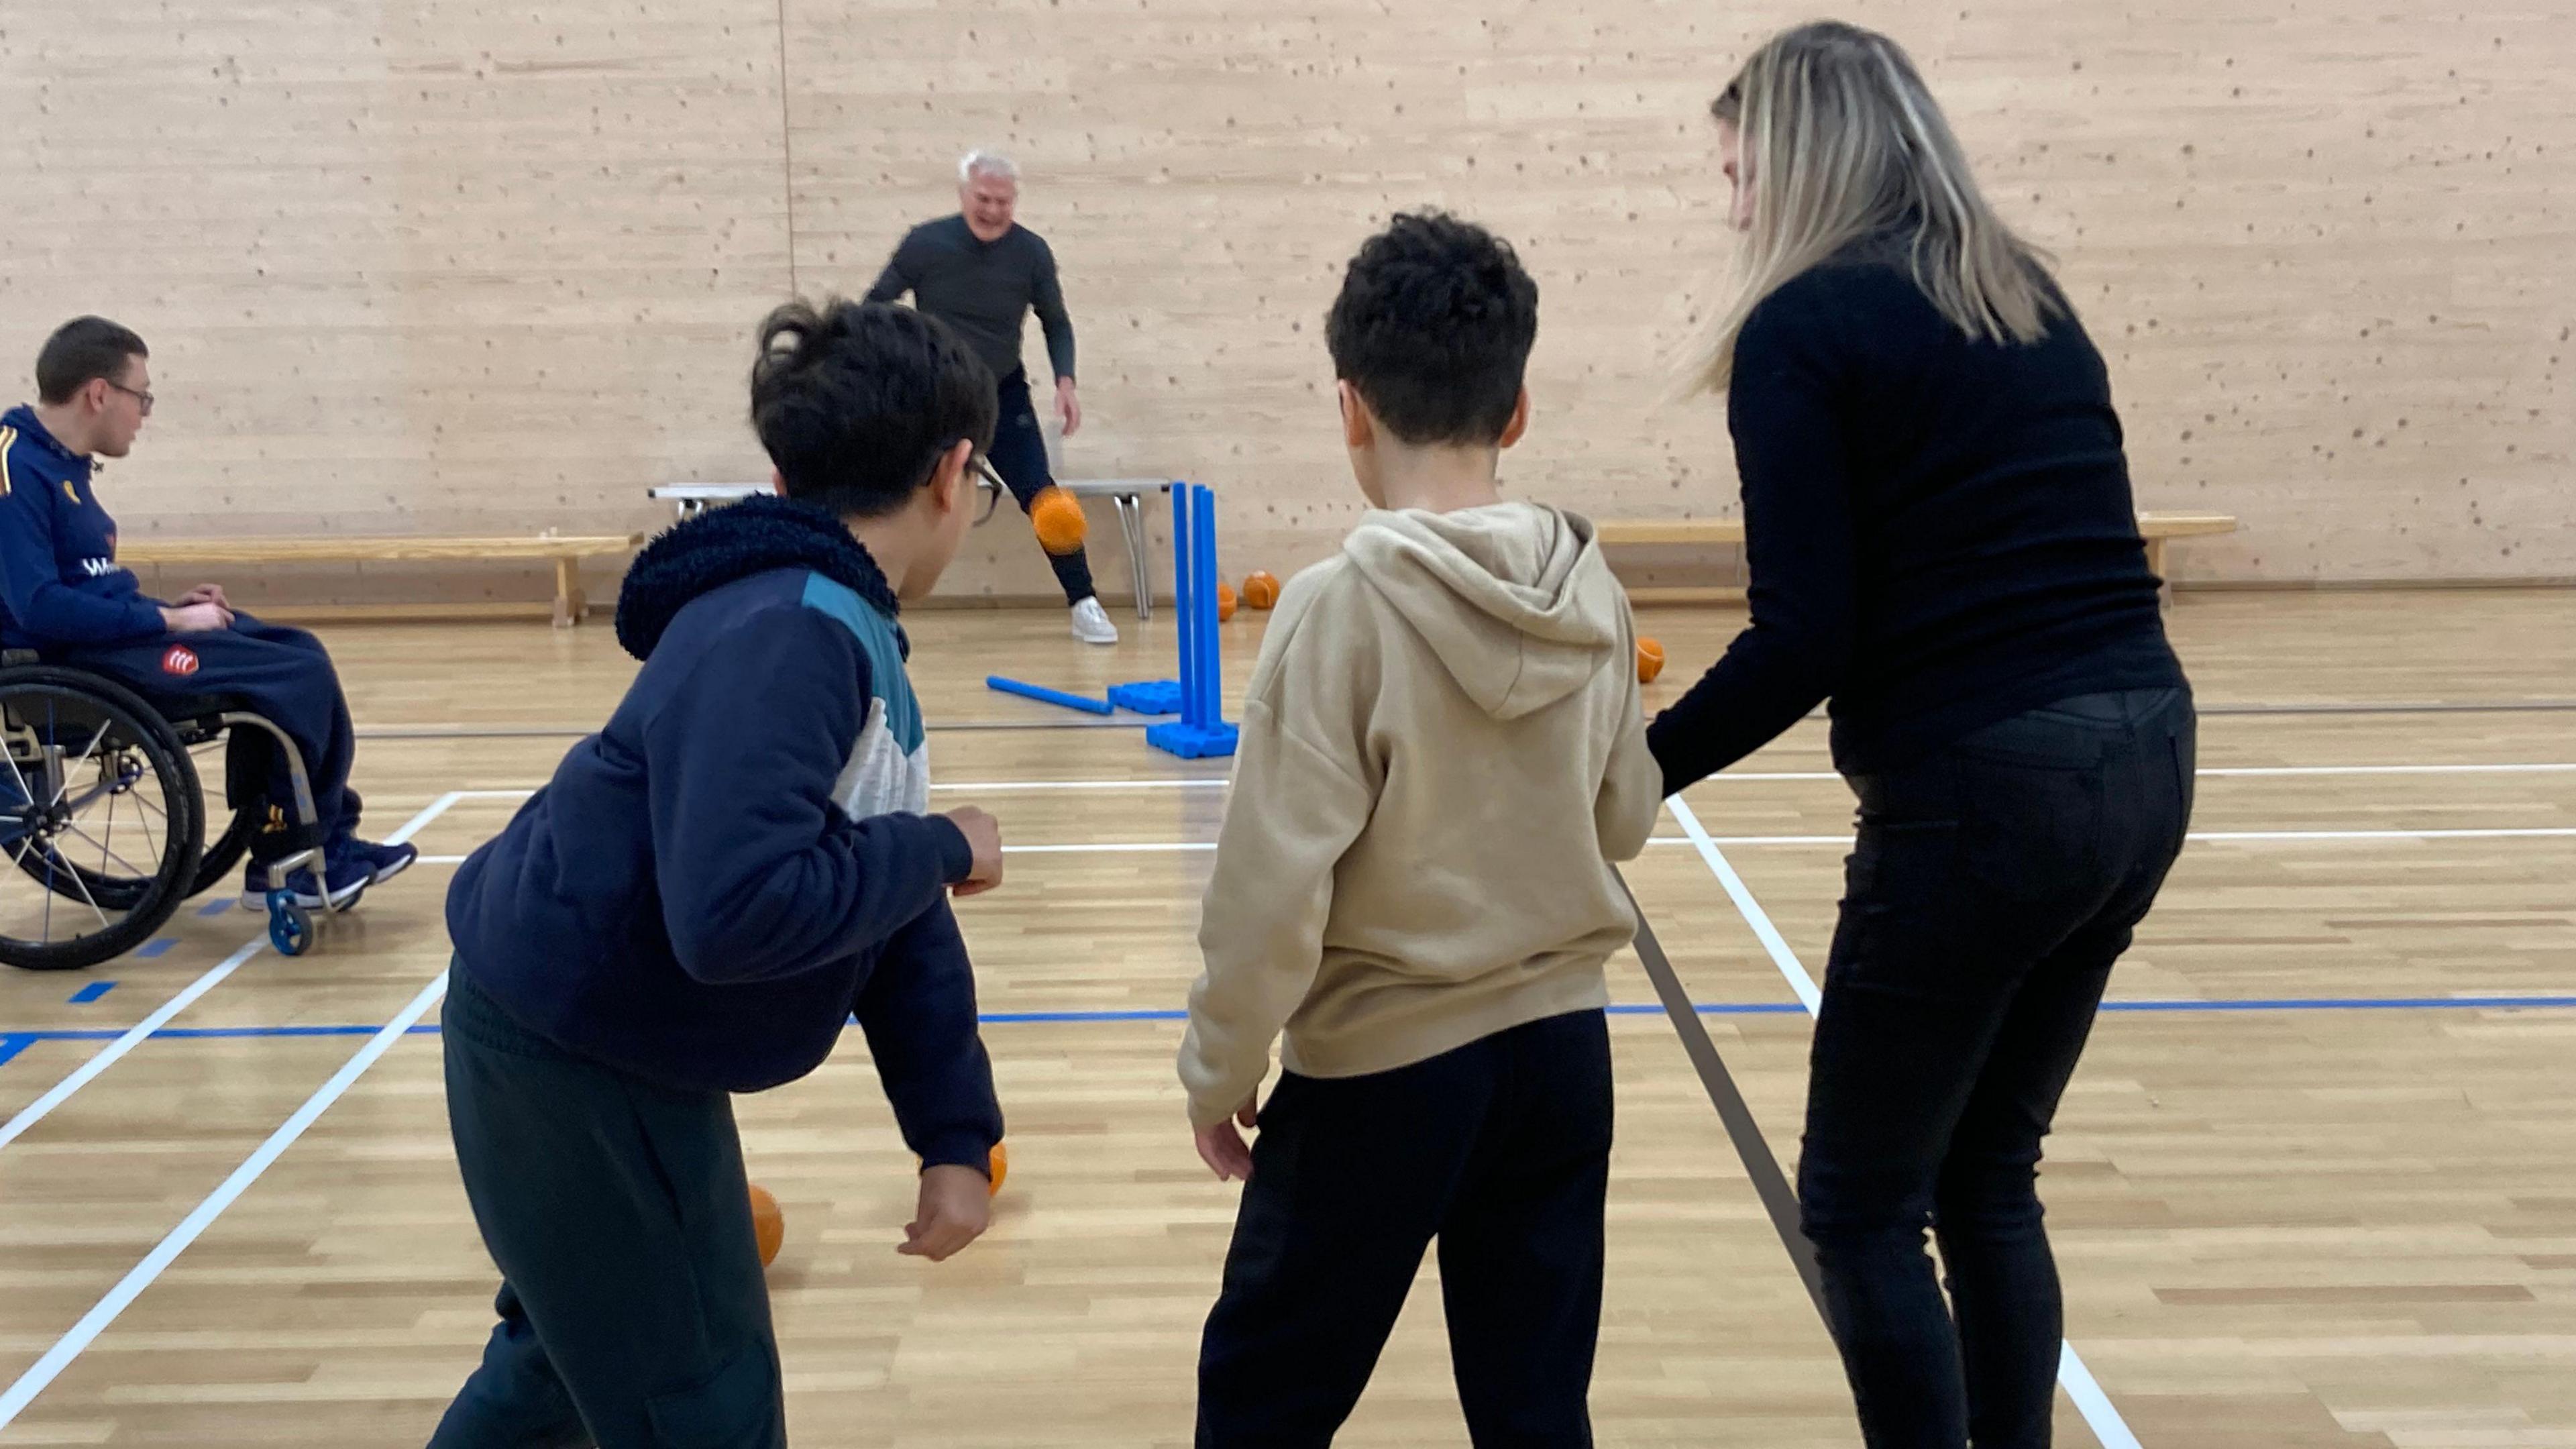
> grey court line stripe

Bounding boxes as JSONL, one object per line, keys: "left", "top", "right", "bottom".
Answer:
{"left": 354, "top": 718, "right": 1149, "bottom": 740}
{"left": 2196, "top": 700, "right": 2576, "bottom": 716}
{"left": 349, "top": 700, "right": 2576, "bottom": 741}
{"left": 1616, "top": 869, "right": 1825, "bottom": 1308}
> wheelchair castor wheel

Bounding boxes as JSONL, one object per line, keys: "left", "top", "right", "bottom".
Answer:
{"left": 267, "top": 892, "right": 314, "bottom": 957}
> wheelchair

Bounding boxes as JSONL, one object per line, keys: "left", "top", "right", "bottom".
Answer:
{"left": 0, "top": 650, "right": 348, "bottom": 971}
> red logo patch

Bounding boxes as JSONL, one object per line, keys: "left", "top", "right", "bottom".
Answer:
{"left": 161, "top": 645, "right": 201, "bottom": 677}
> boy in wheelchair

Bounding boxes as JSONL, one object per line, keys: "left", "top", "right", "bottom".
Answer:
{"left": 0, "top": 317, "right": 415, "bottom": 909}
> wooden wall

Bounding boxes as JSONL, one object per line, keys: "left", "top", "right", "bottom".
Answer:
{"left": 3, "top": 0, "right": 2569, "bottom": 600}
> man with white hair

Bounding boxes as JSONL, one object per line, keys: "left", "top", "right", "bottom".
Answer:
{"left": 867, "top": 150, "right": 1114, "bottom": 643}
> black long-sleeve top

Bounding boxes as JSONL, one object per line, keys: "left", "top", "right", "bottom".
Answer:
{"left": 866, "top": 215, "right": 1075, "bottom": 386}
{"left": 1646, "top": 239, "right": 2184, "bottom": 794}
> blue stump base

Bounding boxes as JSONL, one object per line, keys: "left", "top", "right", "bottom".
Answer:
{"left": 1146, "top": 720, "right": 1240, "bottom": 759}
{"left": 1108, "top": 680, "right": 1182, "bottom": 715}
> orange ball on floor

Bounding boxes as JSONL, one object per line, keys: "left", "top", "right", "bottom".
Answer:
{"left": 1636, "top": 637, "right": 1666, "bottom": 684}
{"left": 1030, "top": 487, "right": 1087, "bottom": 555}
{"left": 987, "top": 1142, "right": 1008, "bottom": 1197}
{"left": 1216, "top": 582, "right": 1237, "bottom": 621}
{"left": 1241, "top": 571, "right": 1281, "bottom": 609}
{"left": 748, "top": 1183, "right": 784, "bottom": 1267}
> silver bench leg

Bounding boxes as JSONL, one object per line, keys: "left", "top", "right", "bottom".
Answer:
{"left": 1116, "top": 493, "right": 1152, "bottom": 621}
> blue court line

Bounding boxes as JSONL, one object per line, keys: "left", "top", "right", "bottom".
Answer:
{"left": 133, "top": 939, "right": 177, "bottom": 959}
{"left": 65, "top": 982, "right": 115, "bottom": 1004}
{"left": 981, "top": 1008, "right": 1185, "bottom": 1024}
{"left": 195, "top": 900, "right": 235, "bottom": 918}
{"left": 1, "top": 994, "right": 2570, "bottom": 1059}
{"left": 2098, "top": 994, "right": 2576, "bottom": 1012}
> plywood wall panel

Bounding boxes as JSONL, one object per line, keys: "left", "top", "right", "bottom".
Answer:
{"left": 1, "top": 0, "right": 2565, "bottom": 599}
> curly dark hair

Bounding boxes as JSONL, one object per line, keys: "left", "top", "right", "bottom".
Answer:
{"left": 749, "top": 299, "right": 997, "bottom": 519}
{"left": 1324, "top": 211, "right": 1539, "bottom": 446}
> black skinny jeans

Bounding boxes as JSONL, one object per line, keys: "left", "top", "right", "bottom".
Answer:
{"left": 1796, "top": 687, "right": 2194, "bottom": 1448}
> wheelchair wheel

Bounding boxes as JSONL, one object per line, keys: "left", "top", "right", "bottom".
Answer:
{"left": 181, "top": 732, "right": 258, "bottom": 900}
{"left": 27, "top": 757, "right": 233, "bottom": 916}
{"left": 0, "top": 669, "right": 205, "bottom": 970}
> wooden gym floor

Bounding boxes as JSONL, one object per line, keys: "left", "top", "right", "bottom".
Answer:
{"left": 0, "top": 588, "right": 2571, "bottom": 1447}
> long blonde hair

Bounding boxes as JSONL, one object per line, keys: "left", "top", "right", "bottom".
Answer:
{"left": 1693, "top": 21, "right": 2058, "bottom": 392}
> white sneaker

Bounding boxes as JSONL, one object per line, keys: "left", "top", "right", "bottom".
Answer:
{"left": 1070, "top": 596, "right": 1120, "bottom": 645}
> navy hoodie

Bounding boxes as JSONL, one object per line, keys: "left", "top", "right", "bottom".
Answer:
{"left": 0, "top": 406, "right": 168, "bottom": 648}
{"left": 447, "top": 496, "right": 1001, "bottom": 1171}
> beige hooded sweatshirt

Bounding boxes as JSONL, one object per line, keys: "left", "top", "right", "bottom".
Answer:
{"left": 1178, "top": 500, "right": 1665, "bottom": 1127}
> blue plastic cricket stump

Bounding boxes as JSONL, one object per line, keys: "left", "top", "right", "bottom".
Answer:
{"left": 1144, "top": 482, "right": 1238, "bottom": 759}
{"left": 985, "top": 676, "right": 1114, "bottom": 716}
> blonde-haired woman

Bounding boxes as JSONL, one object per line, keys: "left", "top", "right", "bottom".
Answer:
{"left": 1647, "top": 23, "right": 2194, "bottom": 1446}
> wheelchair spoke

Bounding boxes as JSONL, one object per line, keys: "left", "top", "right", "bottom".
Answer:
{"left": 58, "top": 775, "right": 117, "bottom": 816}
{"left": 50, "top": 721, "right": 107, "bottom": 812}
{"left": 5, "top": 828, "right": 41, "bottom": 876}
{"left": 134, "top": 787, "right": 164, "bottom": 867}
{"left": 0, "top": 737, "right": 36, "bottom": 820}
{"left": 100, "top": 759, "right": 168, "bottom": 871}
{"left": 50, "top": 843, "right": 112, "bottom": 932}
{"left": 63, "top": 823, "right": 148, "bottom": 883}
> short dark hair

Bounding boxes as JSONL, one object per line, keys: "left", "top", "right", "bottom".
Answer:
{"left": 36, "top": 317, "right": 148, "bottom": 406}
{"left": 749, "top": 299, "right": 997, "bottom": 519}
{"left": 1324, "top": 212, "right": 1539, "bottom": 446}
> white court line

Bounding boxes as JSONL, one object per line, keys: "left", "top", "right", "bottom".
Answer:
{"left": 386, "top": 792, "right": 468, "bottom": 845}
{"left": 870, "top": 827, "right": 2576, "bottom": 854}
{"left": 1671, "top": 762, "right": 2576, "bottom": 784}
{"left": 936, "top": 778, "right": 1230, "bottom": 792}
{"left": 2188, "top": 826, "right": 2576, "bottom": 842}
{"left": 1008, "top": 841, "right": 1218, "bottom": 855}
{"left": 406, "top": 827, "right": 2576, "bottom": 870}
{"left": 0, "top": 791, "right": 463, "bottom": 1154}
{"left": 2196, "top": 762, "right": 2576, "bottom": 777}
{"left": 1660, "top": 796, "right": 2141, "bottom": 1449}
{"left": 441, "top": 763, "right": 2576, "bottom": 803}
{"left": 1636, "top": 827, "right": 2576, "bottom": 849}
{"left": 1664, "top": 798, "right": 1823, "bottom": 1013}
{"left": 953, "top": 762, "right": 2576, "bottom": 787}
{"left": 2056, "top": 1344, "right": 2143, "bottom": 1449}
{"left": 0, "top": 969, "right": 449, "bottom": 1430}
{"left": 0, "top": 939, "right": 264, "bottom": 1150}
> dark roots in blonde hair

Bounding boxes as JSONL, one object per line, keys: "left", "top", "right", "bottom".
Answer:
{"left": 1693, "top": 21, "right": 2057, "bottom": 392}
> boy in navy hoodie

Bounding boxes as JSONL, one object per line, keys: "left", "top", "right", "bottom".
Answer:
{"left": 431, "top": 300, "right": 1008, "bottom": 1448}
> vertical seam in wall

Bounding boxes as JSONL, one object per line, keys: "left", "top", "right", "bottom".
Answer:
{"left": 775, "top": 0, "right": 800, "bottom": 295}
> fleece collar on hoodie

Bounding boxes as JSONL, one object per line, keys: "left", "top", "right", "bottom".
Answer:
{"left": 615, "top": 495, "right": 903, "bottom": 662}
{"left": 1340, "top": 501, "right": 1623, "bottom": 720}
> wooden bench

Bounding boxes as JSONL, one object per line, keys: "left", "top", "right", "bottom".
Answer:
{"left": 1596, "top": 511, "right": 2239, "bottom": 604}
{"left": 118, "top": 533, "right": 645, "bottom": 627}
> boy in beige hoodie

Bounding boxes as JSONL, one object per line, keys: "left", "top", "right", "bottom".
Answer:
{"left": 1180, "top": 213, "right": 1664, "bottom": 1445}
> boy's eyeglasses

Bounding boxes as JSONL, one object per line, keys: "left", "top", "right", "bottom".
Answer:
{"left": 103, "top": 380, "right": 154, "bottom": 416}
{"left": 974, "top": 455, "right": 1006, "bottom": 525}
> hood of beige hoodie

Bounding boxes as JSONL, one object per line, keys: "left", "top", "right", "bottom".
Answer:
{"left": 1341, "top": 501, "right": 1624, "bottom": 721}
